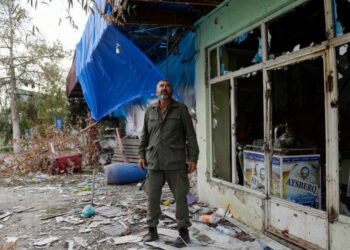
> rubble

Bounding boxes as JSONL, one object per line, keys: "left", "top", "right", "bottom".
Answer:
{"left": 33, "top": 236, "right": 59, "bottom": 247}
{"left": 0, "top": 170, "right": 288, "bottom": 249}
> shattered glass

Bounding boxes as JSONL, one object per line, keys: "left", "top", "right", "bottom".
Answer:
{"left": 219, "top": 28, "right": 261, "bottom": 75}
{"left": 333, "top": 0, "right": 350, "bottom": 37}
{"left": 235, "top": 71, "right": 264, "bottom": 188}
{"left": 268, "top": 0, "right": 326, "bottom": 58}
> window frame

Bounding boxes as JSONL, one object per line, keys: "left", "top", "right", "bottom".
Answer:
{"left": 206, "top": 0, "right": 350, "bottom": 220}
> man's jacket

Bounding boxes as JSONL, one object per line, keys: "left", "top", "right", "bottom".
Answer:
{"left": 139, "top": 100, "right": 199, "bottom": 170}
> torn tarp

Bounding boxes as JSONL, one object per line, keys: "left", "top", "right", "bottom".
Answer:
{"left": 157, "top": 32, "right": 197, "bottom": 109}
{"left": 75, "top": 0, "right": 175, "bottom": 121}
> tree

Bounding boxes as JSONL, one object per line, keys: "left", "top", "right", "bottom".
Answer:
{"left": 0, "top": 0, "right": 68, "bottom": 153}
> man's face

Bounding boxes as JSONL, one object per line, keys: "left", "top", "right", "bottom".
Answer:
{"left": 156, "top": 80, "right": 173, "bottom": 100}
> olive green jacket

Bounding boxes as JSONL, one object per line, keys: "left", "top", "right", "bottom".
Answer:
{"left": 139, "top": 100, "right": 199, "bottom": 170}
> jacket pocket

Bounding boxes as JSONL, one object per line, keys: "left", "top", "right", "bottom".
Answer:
{"left": 145, "top": 145, "right": 156, "bottom": 164}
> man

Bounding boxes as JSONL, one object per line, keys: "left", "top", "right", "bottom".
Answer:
{"left": 139, "top": 80, "right": 199, "bottom": 248}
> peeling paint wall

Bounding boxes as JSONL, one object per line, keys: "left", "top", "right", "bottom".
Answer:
{"left": 197, "top": 0, "right": 307, "bottom": 48}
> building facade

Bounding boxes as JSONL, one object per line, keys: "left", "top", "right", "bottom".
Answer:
{"left": 195, "top": 0, "right": 350, "bottom": 249}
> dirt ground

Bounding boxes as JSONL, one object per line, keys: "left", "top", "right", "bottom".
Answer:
{"left": 0, "top": 169, "right": 277, "bottom": 250}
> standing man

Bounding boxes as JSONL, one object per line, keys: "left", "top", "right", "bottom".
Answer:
{"left": 139, "top": 80, "right": 199, "bottom": 248}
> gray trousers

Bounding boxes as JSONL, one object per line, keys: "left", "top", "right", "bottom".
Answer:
{"left": 145, "top": 169, "right": 191, "bottom": 229}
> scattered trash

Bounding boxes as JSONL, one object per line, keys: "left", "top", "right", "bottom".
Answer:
{"left": 100, "top": 224, "right": 127, "bottom": 236}
{"left": 162, "top": 199, "right": 171, "bottom": 206}
{"left": 216, "top": 224, "right": 239, "bottom": 237}
{"left": 144, "top": 241, "right": 178, "bottom": 250}
{"left": 56, "top": 216, "right": 84, "bottom": 225}
{"left": 79, "top": 226, "right": 92, "bottom": 233}
{"left": 195, "top": 233, "right": 214, "bottom": 245}
{"left": 82, "top": 204, "right": 95, "bottom": 217}
{"left": 113, "top": 235, "right": 142, "bottom": 245}
{"left": 0, "top": 168, "right": 284, "bottom": 250}
{"left": 73, "top": 237, "right": 88, "bottom": 248}
{"left": 66, "top": 240, "right": 74, "bottom": 250}
{"left": 95, "top": 206, "right": 125, "bottom": 218}
{"left": 33, "top": 236, "right": 59, "bottom": 247}
{"left": 162, "top": 210, "right": 176, "bottom": 221}
{"left": 193, "top": 214, "right": 220, "bottom": 224}
{"left": 41, "top": 213, "right": 67, "bottom": 221}
{"left": 97, "top": 237, "right": 112, "bottom": 243}
{"left": 6, "top": 237, "right": 19, "bottom": 243}
{"left": 0, "top": 212, "right": 12, "bottom": 221}
{"left": 186, "top": 192, "right": 197, "bottom": 205}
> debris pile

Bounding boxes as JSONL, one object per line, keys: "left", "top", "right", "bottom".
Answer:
{"left": 0, "top": 172, "right": 279, "bottom": 249}
{"left": 1, "top": 123, "right": 100, "bottom": 177}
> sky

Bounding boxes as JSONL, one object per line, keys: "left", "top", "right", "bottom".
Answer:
{"left": 24, "top": 0, "right": 89, "bottom": 56}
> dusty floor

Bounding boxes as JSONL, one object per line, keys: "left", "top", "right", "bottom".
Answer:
{"left": 0, "top": 171, "right": 271, "bottom": 249}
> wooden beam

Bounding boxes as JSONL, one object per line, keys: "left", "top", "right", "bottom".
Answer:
{"left": 128, "top": 34, "right": 181, "bottom": 42}
{"left": 131, "top": 0, "right": 221, "bottom": 7}
{"left": 124, "top": 8, "right": 197, "bottom": 26}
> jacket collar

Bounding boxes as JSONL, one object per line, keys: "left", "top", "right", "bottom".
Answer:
{"left": 151, "top": 98, "right": 179, "bottom": 109}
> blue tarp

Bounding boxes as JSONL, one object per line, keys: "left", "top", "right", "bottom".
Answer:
{"left": 157, "top": 32, "right": 197, "bottom": 109}
{"left": 75, "top": 0, "right": 171, "bottom": 121}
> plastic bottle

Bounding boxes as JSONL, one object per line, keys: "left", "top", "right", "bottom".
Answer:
{"left": 194, "top": 214, "right": 220, "bottom": 223}
{"left": 216, "top": 225, "right": 239, "bottom": 237}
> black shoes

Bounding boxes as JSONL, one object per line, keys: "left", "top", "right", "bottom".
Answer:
{"left": 172, "top": 228, "right": 190, "bottom": 248}
{"left": 143, "top": 227, "right": 159, "bottom": 242}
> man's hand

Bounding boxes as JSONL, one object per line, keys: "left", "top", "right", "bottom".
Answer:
{"left": 188, "top": 161, "right": 197, "bottom": 173}
{"left": 139, "top": 159, "right": 146, "bottom": 171}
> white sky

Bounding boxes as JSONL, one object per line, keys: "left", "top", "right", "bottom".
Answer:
{"left": 24, "top": 0, "right": 89, "bottom": 56}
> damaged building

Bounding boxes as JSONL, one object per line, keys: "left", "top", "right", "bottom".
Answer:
{"left": 195, "top": 0, "right": 350, "bottom": 249}
{"left": 66, "top": 0, "right": 350, "bottom": 249}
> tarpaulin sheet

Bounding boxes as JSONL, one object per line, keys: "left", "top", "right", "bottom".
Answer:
{"left": 75, "top": 0, "right": 169, "bottom": 121}
{"left": 157, "top": 32, "right": 197, "bottom": 109}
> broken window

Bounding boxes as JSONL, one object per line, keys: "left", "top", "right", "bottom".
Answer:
{"left": 336, "top": 43, "right": 350, "bottom": 217}
{"left": 211, "top": 80, "right": 232, "bottom": 182}
{"left": 269, "top": 57, "right": 326, "bottom": 211}
{"left": 268, "top": 0, "right": 326, "bottom": 58}
{"left": 235, "top": 71, "right": 264, "bottom": 191}
{"left": 210, "top": 49, "right": 218, "bottom": 79}
{"left": 333, "top": 0, "right": 350, "bottom": 37}
{"left": 219, "top": 28, "right": 261, "bottom": 75}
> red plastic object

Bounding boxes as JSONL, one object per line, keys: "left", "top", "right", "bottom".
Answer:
{"left": 50, "top": 153, "right": 82, "bottom": 174}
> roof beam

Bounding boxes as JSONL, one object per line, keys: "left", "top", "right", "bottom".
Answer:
{"left": 124, "top": 9, "right": 197, "bottom": 26}
{"left": 131, "top": 0, "right": 221, "bottom": 7}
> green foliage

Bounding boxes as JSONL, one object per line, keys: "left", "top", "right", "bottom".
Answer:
{"left": 0, "top": 85, "right": 68, "bottom": 144}
{"left": 0, "top": 107, "right": 12, "bottom": 143}
{"left": 0, "top": 0, "right": 70, "bottom": 145}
